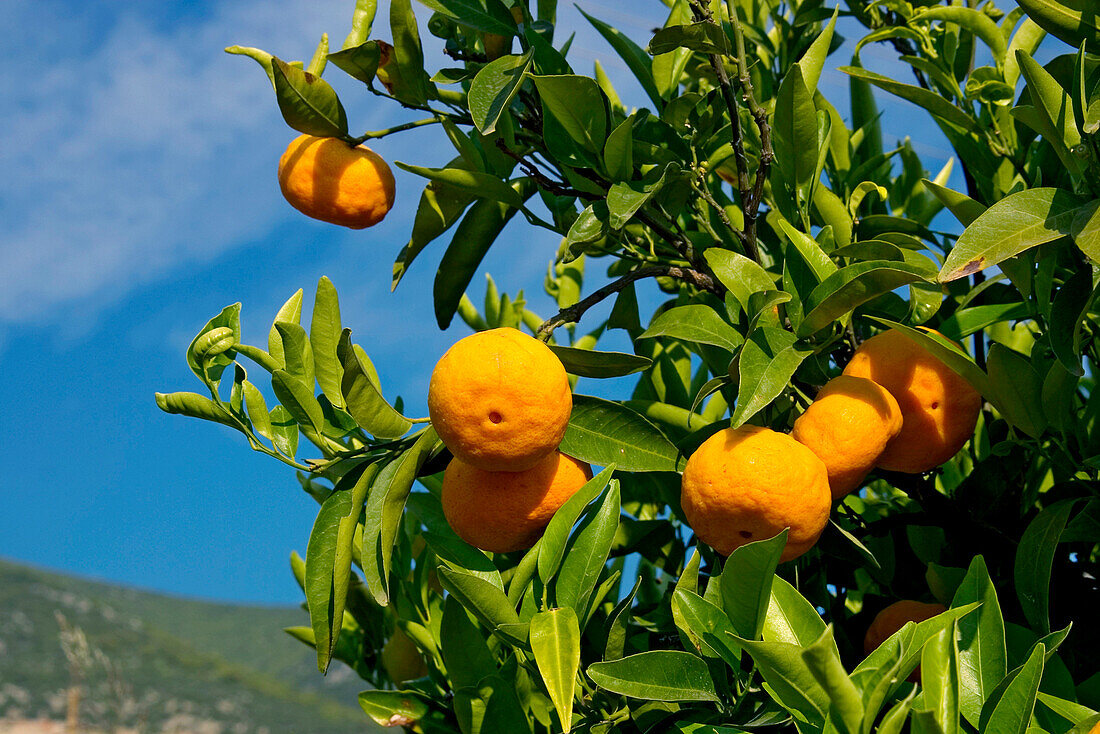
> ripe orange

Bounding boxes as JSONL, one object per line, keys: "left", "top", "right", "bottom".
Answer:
{"left": 680, "top": 426, "right": 831, "bottom": 562}
{"left": 864, "top": 600, "right": 947, "bottom": 681}
{"left": 792, "top": 375, "right": 903, "bottom": 499}
{"left": 441, "top": 451, "right": 593, "bottom": 553}
{"left": 428, "top": 327, "right": 572, "bottom": 472}
{"left": 381, "top": 627, "right": 428, "bottom": 684}
{"left": 843, "top": 329, "right": 981, "bottom": 473}
{"left": 277, "top": 134, "right": 395, "bottom": 229}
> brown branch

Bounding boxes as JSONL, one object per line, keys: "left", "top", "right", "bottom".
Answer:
{"left": 536, "top": 266, "right": 724, "bottom": 341}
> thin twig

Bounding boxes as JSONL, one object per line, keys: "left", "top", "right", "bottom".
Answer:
{"left": 537, "top": 265, "right": 725, "bottom": 341}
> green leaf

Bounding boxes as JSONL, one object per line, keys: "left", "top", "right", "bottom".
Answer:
{"left": 1014, "top": 501, "right": 1075, "bottom": 634}
{"left": 773, "top": 64, "right": 820, "bottom": 193}
{"left": 468, "top": 50, "right": 533, "bottom": 134}
{"left": 577, "top": 8, "right": 663, "bottom": 109}
{"left": 648, "top": 22, "right": 729, "bottom": 55}
{"left": 802, "top": 627, "right": 863, "bottom": 734}
{"left": 559, "top": 395, "right": 680, "bottom": 472}
{"left": 704, "top": 249, "right": 775, "bottom": 311}
{"left": 1049, "top": 266, "right": 1097, "bottom": 377}
{"left": 362, "top": 429, "right": 440, "bottom": 605}
{"left": 395, "top": 162, "right": 524, "bottom": 208}
{"left": 357, "top": 690, "right": 430, "bottom": 729}
{"left": 530, "top": 607, "right": 581, "bottom": 730}
{"left": 547, "top": 345, "right": 651, "bottom": 378}
{"left": 271, "top": 57, "right": 348, "bottom": 138}
{"left": 327, "top": 40, "right": 382, "bottom": 84}
{"left": 271, "top": 369, "right": 324, "bottom": 436}
{"left": 952, "top": 556, "right": 1008, "bottom": 729}
{"left": 555, "top": 480, "right": 620, "bottom": 616}
{"left": 274, "top": 322, "right": 315, "bottom": 387}
{"left": 731, "top": 327, "right": 812, "bottom": 428}
{"left": 763, "top": 576, "right": 828, "bottom": 646}
{"left": 537, "top": 466, "right": 614, "bottom": 583}
{"left": 939, "top": 188, "right": 1090, "bottom": 282}
{"left": 799, "top": 10, "right": 838, "bottom": 94}
{"left": 640, "top": 304, "right": 745, "bottom": 353}
{"left": 855, "top": 603, "right": 981, "bottom": 684}
{"left": 1073, "top": 200, "right": 1100, "bottom": 264}
{"left": 937, "top": 302, "right": 1029, "bottom": 340}
{"left": 912, "top": 7, "right": 1007, "bottom": 66}
{"left": 267, "top": 290, "right": 303, "bottom": 371}
{"left": 981, "top": 643, "right": 1045, "bottom": 734}
{"left": 778, "top": 219, "right": 838, "bottom": 283}
{"left": 433, "top": 180, "right": 533, "bottom": 329}
{"left": 441, "top": 595, "right": 497, "bottom": 690}
{"left": 1017, "top": 50, "right": 1081, "bottom": 152}
{"left": 337, "top": 330, "right": 411, "bottom": 439}
{"left": 671, "top": 588, "right": 743, "bottom": 668}
{"left": 436, "top": 566, "right": 528, "bottom": 647}
{"left": 187, "top": 303, "right": 242, "bottom": 385}
{"left": 310, "top": 277, "right": 345, "bottom": 410}
{"left": 225, "top": 45, "right": 276, "bottom": 88}
{"left": 392, "top": 158, "right": 476, "bottom": 290}
{"left": 866, "top": 318, "right": 991, "bottom": 397}
{"left": 734, "top": 636, "right": 829, "bottom": 726}
{"left": 986, "top": 344, "right": 1047, "bottom": 438}
{"left": 587, "top": 651, "right": 720, "bottom": 702}
{"left": 388, "top": 0, "right": 430, "bottom": 104}
{"left": 453, "top": 668, "right": 532, "bottom": 734}
{"left": 530, "top": 75, "right": 608, "bottom": 154}
{"left": 798, "top": 261, "right": 932, "bottom": 337}
{"left": 154, "top": 391, "right": 236, "bottom": 428}
{"left": 721, "top": 530, "right": 787, "bottom": 641}
{"left": 416, "top": 0, "right": 516, "bottom": 36}
{"left": 603, "top": 115, "right": 634, "bottom": 181}
{"left": 305, "top": 462, "right": 377, "bottom": 672}
{"left": 839, "top": 66, "right": 978, "bottom": 132}
{"left": 921, "top": 624, "right": 961, "bottom": 734}
{"left": 342, "top": 0, "right": 378, "bottom": 49}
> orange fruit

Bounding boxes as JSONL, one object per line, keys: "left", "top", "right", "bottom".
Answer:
{"left": 680, "top": 426, "right": 831, "bottom": 562}
{"left": 792, "top": 375, "right": 903, "bottom": 499}
{"left": 864, "top": 600, "right": 947, "bottom": 681}
{"left": 381, "top": 627, "right": 428, "bottom": 684}
{"left": 277, "top": 134, "right": 395, "bottom": 229}
{"left": 428, "top": 327, "right": 572, "bottom": 472}
{"left": 843, "top": 329, "right": 981, "bottom": 473}
{"left": 441, "top": 451, "right": 593, "bottom": 553}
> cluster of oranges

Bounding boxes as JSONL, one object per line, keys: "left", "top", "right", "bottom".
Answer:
{"left": 427, "top": 328, "right": 593, "bottom": 553}
{"left": 682, "top": 328, "right": 981, "bottom": 564}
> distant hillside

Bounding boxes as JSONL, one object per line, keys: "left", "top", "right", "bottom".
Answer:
{"left": 0, "top": 558, "right": 379, "bottom": 733}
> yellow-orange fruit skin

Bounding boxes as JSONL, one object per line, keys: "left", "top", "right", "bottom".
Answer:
{"left": 792, "top": 375, "right": 903, "bottom": 499}
{"left": 680, "top": 426, "right": 831, "bottom": 563}
{"left": 428, "top": 327, "right": 572, "bottom": 472}
{"left": 863, "top": 600, "right": 947, "bottom": 682}
{"left": 442, "top": 452, "right": 593, "bottom": 553}
{"left": 277, "top": 134, "right": 396, "bottom": 229}
{"left": 843, "top": 329, "right": 981, "bottom": 473}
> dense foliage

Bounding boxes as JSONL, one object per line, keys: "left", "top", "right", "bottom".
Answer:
{"left": 158, "top": 0, "right": 1100, "bottom": 731}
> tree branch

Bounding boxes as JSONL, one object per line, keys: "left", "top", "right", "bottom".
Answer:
{"left": 536, "top": 265, "right": 725, "bottom": 341}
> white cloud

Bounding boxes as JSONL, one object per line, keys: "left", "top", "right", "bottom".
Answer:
{"left": 0, "top": 0, "right": 362, "bottom": 326}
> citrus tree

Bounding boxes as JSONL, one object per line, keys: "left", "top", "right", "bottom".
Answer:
{"left": 157, "top": 0, "right": 1100, "bottom": 731}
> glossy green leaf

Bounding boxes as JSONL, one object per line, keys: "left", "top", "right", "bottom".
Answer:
{"left": 913, "top": 7, "right": 1007, "bottom": 65}
{"left": 187, "top": 303, "right": 242, "bottom": 385}
{"left": 154, "top": 391, "right": 236, "bottom": 428}
{"left": 416, "top": 0, "right": 516, "bottom": 36}
{"left": 671, "top": 588, "right": 742, "bottom": 668}
{"left": 731, "top": 327, "right": 812, "bottom": 428}
{"left": 802, "top": 626, "right": 863, "bottom": 734}
{"left": 1015, "top": 501, "right": 1075, "bottom": 634}
{"left": 773, "top": 64, "right": 819, "bottom": 193}
{"left": 440, "top": 595, "right": 497, "bottom": 690}
{"left": 555, "top": 480, "right": 620, "bottom": 616}
{"left": 921, "top": 179, "right": 987, "bottom": 227}
{"left": 798, "top": 261, "right": 932, "bottom": 337}
{"left": 437, "top": 566, "right": 528, "bottom": 647}
{"left": 468, "top": 50, "right": 533, "bottom": 134}
{"left": 337, "top": 330, "right": 411, "bottom": 439}
{"left": 603, "top": 116, "right": 634, "bottom": 182}
{"left": 855, "top": 603, "right": 980, "bottom": 684}
{"left": 704, "top": 248, "right": 775, "bottom": 310}
{"left": 640, "top": 305, "right": 745, "bottom": 353}
{"left": 267, "top": 290, "right": 303, "bottom": 371}
{"left": 305, "top": 462, "right": 377, "bottom": 672}
{"left": 605, "top": 578, "right": 640, "bottom": 661}
{"left": 721, "top": 530, "right": 787, "bottom": 641}
{"left": 734, "top": 636, "right": 829, "bottom": 726}
{"left": 271, "top": 369, "right": 324, "bottom": 436}
{"left": 987, "top": 344, "right": 1047, "bottom": 438}
{"left": 225, "top": 45, "right": 276, "bottom": 88}
{"left": 778, "top": 219, "right": 838, "bottom": 283}
{"left": 392, "top": 159, "right": 476, "bottom": 290}
{"left": 1073, "top": 200, "right": 1100, "bottom": 264}
{"left": 530, "top": 607, "right": 581, "bottom": 729}
{"left": 939, "top": 189, "right": 1091, "bottom": 282}
{"left": 559, "top": 395, "right": 680, "bottom": 472}
{"left": 310, "top": 277, "right": 345, "bottom": 409}
{"left": 269, "top": 405, "right": 300, "bottom": 457}
{"left": 537, "top": 466, "right": 615, "bottom": 584}
{"left": 395, "top": 162, "right": 523, "bottom": 208}
{"left": 763, "top": 576, "right": 827, "bottom": 647}
{"left": 981, "top": 643, "right": 1045, "bottom": 734}
{"left": 271, "top": 58, "right": 348, "bottom": 138}
{"left": 921, "top": 624, "right": 961, "bottom": 734}
{"left": 952, "top": 556, "right": 1008, "bottom": 728}
{"left": 453, "top": 668, "right": 532, "bottom": 734}
{"left": 1049, "top": 267, "right": 1096, "bottom": 377}
{"left": 839, "top": 66, "right": 978, "bottom": 132}
{"left": 587, "top": 651, "right": 719, "bottom": 702}
{"left": 327, "top": 40, "right": 382, "bottom": 84}
{"left": 433, "top": 180, "right": 532, "bottom": 329}
{"left": 357, "top": 690, "right": 430, "bottom": 729}
{"left": 547, "top": 345, "right": 651, "bottom": 378}
{"left": 530, "top": 74, "right": 608, "bottom": 154}
{"left": 648, "top": 22, "right": 729, "bottom": 55}
{"left": 274, "top": 322, "right": 315, "bottom": 387}
{"left": 388, "top": 0, "right": 429, "bottom": 104}
{"left": 362, "top": 429, "right": 439, "bottom": 605}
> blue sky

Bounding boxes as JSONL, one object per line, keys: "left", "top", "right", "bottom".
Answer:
{"left": 0, "top": 0, "right": 962, "bottom": 604}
